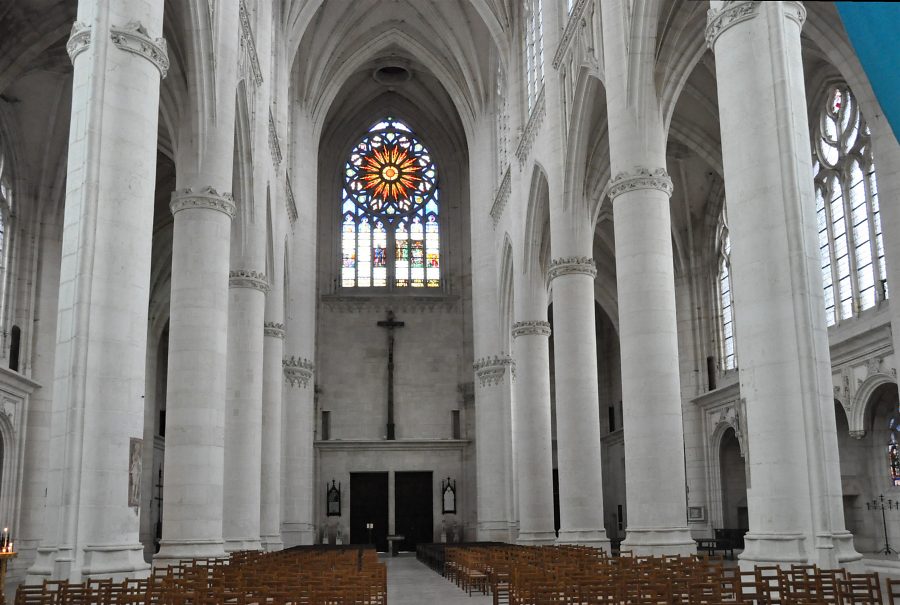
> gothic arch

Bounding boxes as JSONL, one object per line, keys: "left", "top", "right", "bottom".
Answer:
{"left": 565, "top": 68, "right": 607, "bottom": 219}
{"left": 522, "top": 163, "right": 551, "bottom": 281}
{"left": 849, "top": 373, "right": 899, "bottom": 437}
{"left": 498, "top": 233, "right": 515, "bottom": 353}
{"left": 231, "top": 81, "right": 254, "bottom": 258}
{"left": 0, "top": 410, "right": 15, "bottom": 540}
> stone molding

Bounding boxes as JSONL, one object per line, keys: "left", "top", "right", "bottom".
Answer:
{"left": 515, "top": 86, "right": 546, "bottom": 165}
{"left": 490, "top": 167, "right": 511, "bottom": 226}
{"left": 512, "top": 321, "right": 551, "bottom": 339}
{"left": 229, "top": 270, "right": 269, "bottom": 292}
{"left": 321, "top": 294, "right": 459, "bottom": 314}
{"left": 608, "top": 167, "right": 673, "bottom": 200}
{"left": 264, "top": 322, "right": 285, "bottom": 339}
{"left": 269, "top": 109, "right": 282, "bottom": 166}
{"left": 552, "top": 0, "right": 590, "bottom": 69}
{"left": 549, "top": 257, "right": 596, "bottom": 280}
{"left": 474, "top": 355, "right": 516, "bottom": 387}
{"left": 170, "top": 187, "right": 236, "bottom": 219}
{"left": 239, "top": 0, "right": 264, "bottom": 85}
{"left": 283, "top": 356, "right": 314, "bottom": 388}
{"left": 706, "top": 1, "right": 805, "bottom": 49}
{"left": 285, "top": 175, "right": 299, "bottom": 224}
{"left": 67, "top": 22, "right": 92, "bottom": 62}
{"left": 110, "top": 21, "right": 169, "bottom": 78}
{"left": 849, "top": 429, "right": 866, "bottom": 440}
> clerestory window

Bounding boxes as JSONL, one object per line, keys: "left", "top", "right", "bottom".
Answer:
{"left": 716, "top": 216, "right": 736, "bottom": 372}
{"left": 524, "top": 0, "right": 544, "bottom": 111}
{"left": 340, "top": 117, "right": 441, "bottom": 289}
{"left": 813, "top": 84, "right": 886, "bottom": 326}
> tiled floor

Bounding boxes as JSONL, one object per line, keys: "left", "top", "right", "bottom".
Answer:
{"left": 384, "top": 554, "right": 493, "bottom": 605}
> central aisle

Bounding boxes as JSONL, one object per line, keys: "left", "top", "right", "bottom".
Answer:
{"left": 385, "top": 555, "right": 493, "bottom": 605}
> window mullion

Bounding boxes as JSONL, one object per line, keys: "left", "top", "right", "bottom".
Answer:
{"left": 863, "top": 161, "right": 884, "bottom": 302}
{"left": 823, "top": 182, "right": 840, "bottom": 326}
{"left": 841, "top": 176, "right": 863, "bottom": 316}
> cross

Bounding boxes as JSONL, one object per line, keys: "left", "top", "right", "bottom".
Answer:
{"left": 377, "top": 310, "right": 405, "bottom": 440}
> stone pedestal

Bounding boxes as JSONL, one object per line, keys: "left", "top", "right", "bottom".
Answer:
{"left": 708, "top": 0, "right": 860, "bottom": 568}
{"left": 511, "top": 321, "right": 557, "bottom": 545}
{"left": 223, "top": 272, "right": 268, "bottom": 552}
{"left": 549, "top": 258, "right": 610, "bottom": 550}
{"left": 28, "top": 3, "right": 165, "bottom": 582}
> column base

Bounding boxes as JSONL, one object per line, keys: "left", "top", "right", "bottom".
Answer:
{"left": 224, "top": 538, "right": 262, "bottom": 553}
{"left": 739, "top": 531, "right": 865, "bottom": 571}
{"left": 260, "top": 534, "right": 284, "bottom": 552}
{"left": 154, "top": 539, "right": 226, "bottom": 567}
{"left": 83, "top": 543, "right": 150, "bottom": 580}
{"left": 26, "top": 546, "right": 64, "bottom": 584}
{"left": 281, "top": 523, "right": 316, "bottom": 547}
{"left": 622, "top": 527, "right": 696, "bottom": 557}
{"left": 477, "top": 521, "right": 513, "bottom": 542}
{"left": 516, "top": 530, "right": 557, "bottom": 546}
{"left": 556, "top": 528, "right": 611, "bottom": 553}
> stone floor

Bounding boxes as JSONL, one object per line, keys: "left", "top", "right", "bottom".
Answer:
{"left": 384, "top": 554, "right": 493, "bottom": 605}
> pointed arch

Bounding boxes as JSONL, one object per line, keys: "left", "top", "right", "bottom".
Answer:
{"left": 231, "top": 80, "right": 254, "bottom": 260}
{"left": 499, "top": 233, "right": 515, "bottom": 353}
{"left": 522, "top": 163, "right": 551, "bottom": 280}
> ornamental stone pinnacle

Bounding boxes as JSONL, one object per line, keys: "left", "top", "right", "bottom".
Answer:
{"left": 511, "top": 321, "right": 551, "bottom": 339}
{"left": 608, "top": 166, "right": 673, "bottom": 200}
{"left": 229, "top": 270, "right": 270, "bottom": 293}
{"left": 110, "top": 21, "right": 170, "bottom": 78}
{"left": 170, "top": 186, "right": 236, "bottom": 219}
{"left": 264, "top": 322, "right": 285, "bottom": 339}
{"left": 283, "top": 356, "right": 314, "bottom": 388}
{"left": 473, "top": 355, "right": 516, "bottom": 387}
{"left": 549, "top": 257, "right": 596, "bottom": 280}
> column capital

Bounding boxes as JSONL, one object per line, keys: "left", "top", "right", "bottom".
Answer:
{"left": 66, "top": 22, "right": 92, "bottom": 62}
{"left": 170, "top": 187, "right": 236, "bottom": 218}
{"left": 473, "top": 355, "right": 516, "bottom": 387}
{"left": 264, "top": 322, "right": 285, "bottom": 339}
{"left": 512, "top": 321, "right": 551, "bottom": 339}
{"left": 608, "top": 167, "right": 673, "bottom": 200}
{"left": 110, "top": 21, "right": 170, "bottom": 78}
{"left": 229, "top": 270, "right": 270, "bottom": 292}
{"left": 706, "top": 1, "right": 806, "bottom": 49}
{"left": 283, "top": 356, "right": 314, "bottom": 389}
{"left": 549, "top": 257, "right": 596, "bottom": 280}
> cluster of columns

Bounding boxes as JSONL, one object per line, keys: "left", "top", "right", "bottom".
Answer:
{"left": 496, "top": 0, "right": 863, "bottom": 566}
{"left": 26, "top": 0, "right": 317, "bottom": 582}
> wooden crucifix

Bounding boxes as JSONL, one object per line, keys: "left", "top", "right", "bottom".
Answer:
{"left": 377, "top": 310, "right": 405, "bottom": 440}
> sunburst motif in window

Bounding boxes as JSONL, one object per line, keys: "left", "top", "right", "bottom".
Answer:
{"left": 361, "top": 145, "right": 421, "bottom": 206}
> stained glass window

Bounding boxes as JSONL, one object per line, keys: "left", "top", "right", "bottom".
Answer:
{"left": 341, "top": 117, "right": 440, "bottom": 289}
{"left": 717, "top": 217, "right": 736, "bottom": 371}
{"left": 889, "top": 417, "right": 900, "bottom": 486}
{"left": 813, "top": 84, "right": 886, "bottom": 326}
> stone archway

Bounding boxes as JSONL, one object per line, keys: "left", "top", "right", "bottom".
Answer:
{"left": 718, "top": 428, "right": 748, "bottom": 533}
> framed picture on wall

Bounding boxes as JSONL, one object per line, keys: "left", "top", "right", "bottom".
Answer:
{"left": 687, "top": 506, "right": 706, "bottom": 522}
{"left": 327, "top": 480, "right": 341, "bottom": 516}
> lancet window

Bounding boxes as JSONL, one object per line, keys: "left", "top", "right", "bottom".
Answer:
{"left": 716, "top": 218, "right": 736, "bottom": 371}
{"left": 341, "top": 117, "right": 440, "bottom": 289}
{"left": 813, "top": 84, "right": 886, "bottom": 327}
{"left": 524, "top": 0, "right": 544, "bottom": 111}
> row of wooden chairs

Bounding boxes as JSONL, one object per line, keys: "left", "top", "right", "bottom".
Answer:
{"left": 14, "top": 548, "right": 387, "bottom": 605}
{"left": 437, "top": 545, "right": 900, "bottom": 605}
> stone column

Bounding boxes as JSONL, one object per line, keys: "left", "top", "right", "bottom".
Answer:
{"left": 549, "top": 257, "right": 610, "bottom": 549}
{"left": 511, "top": 319, "right": 557, "bottom": 545}
{"left": 260, "top": 285, "right": 285, "bottom": 551}
{"left": 27, "top": 1, "right": 166, "bottom": 582}
{"left": 281, "top": 114, "right": 317, "bottom": 547}
{"left": 156, "top": 0, "right": 240, "bottom": 564}
{"left": 469, "top": 117, "right": 513, "bottom": 541}
{"left": 601, "top": 0, "right": 694, "bottom": 556}
{"left": 473, "top": 356, "right": 516, "bottom": 540}
{"left": 223, "top": 270, "right": 268, "bottom": 551}
{"left": 707, "top": 0, "right": 860, "bottom": 568}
